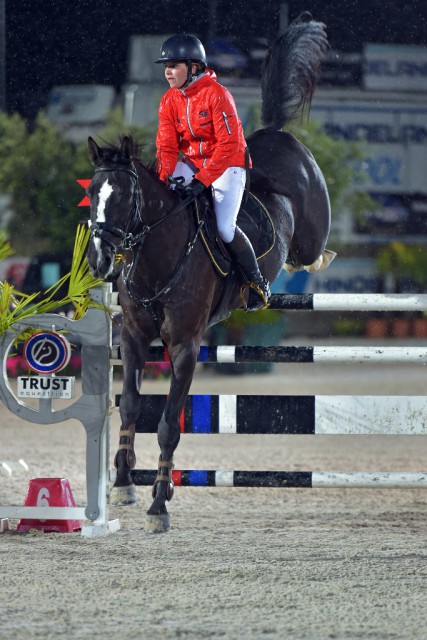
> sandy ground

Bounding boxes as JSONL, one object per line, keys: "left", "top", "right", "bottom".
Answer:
{"left": 1, "top": 362, "right": 427, "bottom": 639}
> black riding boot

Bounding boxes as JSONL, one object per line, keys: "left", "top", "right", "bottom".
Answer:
{"left": 226, "top": 227, "right": 271, "bottom": 312}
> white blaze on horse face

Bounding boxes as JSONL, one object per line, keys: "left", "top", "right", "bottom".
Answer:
{"left": 94, "top": 179, "right": 114, "bottom": 267}
{"left": 96, "top": 179, "right": 114, "bottom": 223}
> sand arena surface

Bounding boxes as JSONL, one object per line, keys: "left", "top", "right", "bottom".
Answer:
{"left": 1, "top": 364, "right": 427, "bottom": 639}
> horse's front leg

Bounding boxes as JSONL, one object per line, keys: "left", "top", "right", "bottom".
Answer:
{"left": 110, "top": 324, "right": 150, "bottom": 506}
{"left": 145, "top": 338, "right": 199, "bottom": 533}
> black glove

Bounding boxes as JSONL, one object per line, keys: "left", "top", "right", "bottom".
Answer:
{"left": 181, "top": 178, "right": 205, "bottom": 200}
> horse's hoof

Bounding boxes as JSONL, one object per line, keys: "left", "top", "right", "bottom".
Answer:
{"left": 144, "top": 513, "right": 170, "bottom": 534}
{"left": 110, "top": 484, "right": 137, "bottom": 506}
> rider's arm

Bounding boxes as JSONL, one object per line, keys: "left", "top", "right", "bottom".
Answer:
{"left": 156, "top": 93, "right": 180, "bottom": 183}
{"left": 195, "top": 86, "right": 246, "bottom": 186}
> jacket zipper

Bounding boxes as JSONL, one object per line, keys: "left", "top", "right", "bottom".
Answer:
{"left": 222, "top": 111, "right": 232, "bottom": 134}
{"left": 185, "top": 95, "right": 207, "bottom": 167}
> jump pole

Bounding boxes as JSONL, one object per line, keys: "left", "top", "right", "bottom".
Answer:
{"left": 111, "top": 292, "right": 427, "bottom": 313}
{"left": 110, "top": 291, "right": 427, "bottom": 490}
{"left": 113, "top": 393, "right": 427, "bottom": 436}
{"left": 111, "top": 344, "right": 427, "bottom": 364}
{"left": 110, "top": 469, "right": 427, "bottom": 489}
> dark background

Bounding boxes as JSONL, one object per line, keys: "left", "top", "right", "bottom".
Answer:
{"left": 5, "top": 0, "right": 427, "bottom": 118}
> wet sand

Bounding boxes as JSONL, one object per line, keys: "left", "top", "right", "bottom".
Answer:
{"left": 1, "top": 364, "right": 426, "bottom": 639}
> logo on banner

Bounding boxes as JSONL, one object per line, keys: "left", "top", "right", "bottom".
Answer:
{"left": 23, "top": 331, "right": 71, "bottom": 374}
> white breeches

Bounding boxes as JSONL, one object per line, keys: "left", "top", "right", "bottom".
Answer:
{"left": 173, "top": 161, "right": 246, "bottom": 243}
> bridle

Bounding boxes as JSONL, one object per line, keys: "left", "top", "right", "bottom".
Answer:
{"left": 89, "top": 165, "right": 145, "bottom": 252}
{"left": 88, "top": 163, "right": 204, "bottom": 318}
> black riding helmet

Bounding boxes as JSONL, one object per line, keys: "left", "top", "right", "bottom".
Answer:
{"left": 155, "top": 34, "right": 207, "bottom": 65}
{"left": 155, "top": 35, "right": 207, "bottom": 85}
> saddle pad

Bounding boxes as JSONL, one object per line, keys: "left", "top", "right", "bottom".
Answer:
{"left": 196, "top": 192, "right": 275, "bottom": 277}
{"left": 239, "top": 193, "right": 275, "bottom": 259}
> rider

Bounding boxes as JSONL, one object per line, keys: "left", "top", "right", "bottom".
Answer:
{"left": 155, "top": 34, "right": 270, "bottom": 312}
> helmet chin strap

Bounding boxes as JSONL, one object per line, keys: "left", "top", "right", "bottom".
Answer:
{"left": 187, "top": 60, "right": 193, "bottom": 83}
{"left": 178, "top": 61, "right": 205, "bottom": 89}
{"left": 178, "top": 60, "right": 193, "bottom": 89}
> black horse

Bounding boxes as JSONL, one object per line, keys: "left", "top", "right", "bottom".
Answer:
{"left": 86, "top": 14, "right": 334, "bottom": 532}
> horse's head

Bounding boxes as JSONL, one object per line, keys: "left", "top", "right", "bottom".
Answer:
{"left": 86, "top": 135, "right": 142, "bottom": 280}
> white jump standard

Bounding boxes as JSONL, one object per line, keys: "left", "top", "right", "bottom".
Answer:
{"left": 0, "top": 286, "right": 119, "bottom": 537}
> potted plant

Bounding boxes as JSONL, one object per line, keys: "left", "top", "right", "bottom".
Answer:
{"left": 208, "top": 308, "right": 287, "bottom": 374}
{"left": 365, "top": 316, "right": 389, "bottom": 338}
{"left": 333, "top": 317, "right": 366, "bottom": 337}
{"left": 376, "top": 242, "right": 427, "bottom": 337}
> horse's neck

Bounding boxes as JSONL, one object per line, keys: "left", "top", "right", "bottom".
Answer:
{"left": 133, "top": 162, "right": 191, "bottom": 275}
{"left": 135, "top": 161, "right": 175, "bottom": 224}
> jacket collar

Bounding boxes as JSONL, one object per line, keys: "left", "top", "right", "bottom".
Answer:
{"left": 179, "top": 68, "right": 217, "bottom": 95}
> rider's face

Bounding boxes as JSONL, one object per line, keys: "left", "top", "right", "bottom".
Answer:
{"left": 164, "top": 61, "right": 196, "bottom": 88}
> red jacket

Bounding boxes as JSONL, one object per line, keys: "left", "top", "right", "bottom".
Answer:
{"left": 156, "top": 69, "right": 250, "bottom": 187}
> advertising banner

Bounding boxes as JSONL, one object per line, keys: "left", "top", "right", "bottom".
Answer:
{"left": 364, "top": 44, "right": 427, "bottom": 92}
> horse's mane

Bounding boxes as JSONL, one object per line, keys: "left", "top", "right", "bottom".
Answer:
{"left": 96, "top": 134, "right": 140, "bottom": 164}
{"left": 98, "top": 134, "right": 164, "bottom": 185}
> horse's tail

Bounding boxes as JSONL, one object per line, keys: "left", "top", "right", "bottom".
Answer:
{"left": 261, "top": 12, "right": 328, "bottom": 131}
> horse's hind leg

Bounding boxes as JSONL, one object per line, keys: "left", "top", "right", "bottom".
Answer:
{"left": 284, "top": 248, "right": 336, "bottom": 273}
{"left": 110, "top": 325, "right": 150, "bottom": 506}
{"left": 145, "top": 338, "right": 199, "bottom": 533}
{"left": 285, "top": 183, "right": 335, "bottom": 273}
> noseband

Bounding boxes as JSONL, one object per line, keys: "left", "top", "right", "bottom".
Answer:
{"left": 89, "top": 166, "right": 145, "bottom": 252}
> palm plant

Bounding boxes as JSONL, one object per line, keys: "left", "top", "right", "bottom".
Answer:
{"left": 0, "top": 225, "right": 105, "bottom": 336}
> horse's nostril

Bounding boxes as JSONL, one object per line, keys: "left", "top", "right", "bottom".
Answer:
{"left": 93, "top": 250, "right": 115, "bottom": 280}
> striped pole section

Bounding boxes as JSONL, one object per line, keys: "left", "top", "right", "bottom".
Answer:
{"left": 126, "top": 469, "right": 427, "bottom": 489}
{"left": 110, "top": 292, "right": 427, "bottom": 313}
{"left": 116, "top": 394, "right": 427, "bottom": 435}
{"left": 110, "top": 345, "right": 427, "bottom": 364}
{"left": 269, "top": 293, "right": 427, "bottom": 311}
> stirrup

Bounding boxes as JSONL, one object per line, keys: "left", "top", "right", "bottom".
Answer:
{"left": 240, "top": 280, "right": 270, "bottom": 312}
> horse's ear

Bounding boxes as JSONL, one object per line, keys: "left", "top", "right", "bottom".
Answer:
{"left": 121, "top": 136, "right": 133, "bottom": 161}
{"left": 88, "top": 137, "right": 103, "bottom": 165}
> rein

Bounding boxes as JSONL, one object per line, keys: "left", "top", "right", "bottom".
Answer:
{"left": 89, "top": 164, "right": 204, "bottom": 317}
{"left": 90, "top": 165, "right": 197, "bottom": 249}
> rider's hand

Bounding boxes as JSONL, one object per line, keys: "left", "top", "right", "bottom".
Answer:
{"left": 181, "top": 178, "right": 205, "bottom": 200}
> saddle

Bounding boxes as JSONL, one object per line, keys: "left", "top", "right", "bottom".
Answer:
{"left": 194, "top": 191, "right": 275, "bottom": 278}
{"left": 190, "top": 191, "right": 276, "bottom": 326}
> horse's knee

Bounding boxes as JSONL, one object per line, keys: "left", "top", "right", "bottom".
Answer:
{"left": 119, "top": 389, "right": 141, "bottom": 425}
{"left": 158, "top": 415, "right": 180, "bottom": 454}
